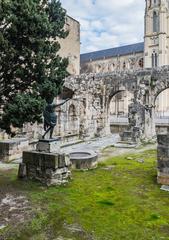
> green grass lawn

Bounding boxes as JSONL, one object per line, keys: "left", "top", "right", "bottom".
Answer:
{"left": 1, "top": 149, "right": 169, "bottom": 240}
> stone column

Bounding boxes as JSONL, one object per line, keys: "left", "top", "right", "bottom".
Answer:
{"left": 144, "top": 106, "right": 156, "bottom": 140}
{"left": 157, "top": 132, "right": 169, "bottom": 185}
{"left": 98, "top": 87, "right": 111, "bottom": 137}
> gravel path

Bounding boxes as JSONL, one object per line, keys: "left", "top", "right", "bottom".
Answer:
{"left": 62, "top": 134, "right": 156, "bottom": 161}
{"left": 62, "top": 134, "right": 120, "bottom": 154}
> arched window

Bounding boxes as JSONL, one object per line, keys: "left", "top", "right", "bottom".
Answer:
{"left": 138, "top": 58, "right": 144, "bottom": 68}
{"left": 152, "top": 51, "right": 158, "bottom": 67}
{"left": 155, "top": 53, "right": 158, "bottom": 67}
{"left": 153, "top": 11, "right": 159, "bottom": 32}
{"left": 149, "top": 0, "right": 152, "bottom": 7}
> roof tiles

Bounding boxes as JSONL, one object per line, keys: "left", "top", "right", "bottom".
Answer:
{"left": 80, "top": 42, "right": 144, "bottom": 63}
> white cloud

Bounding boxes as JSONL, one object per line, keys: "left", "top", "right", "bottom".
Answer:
{"left": 60, "top": 0, "right": 145, "bottom": 53}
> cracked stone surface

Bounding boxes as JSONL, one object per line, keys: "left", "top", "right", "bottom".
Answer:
{"left": 0, "top": 193, "right": 31, "bottom": 232}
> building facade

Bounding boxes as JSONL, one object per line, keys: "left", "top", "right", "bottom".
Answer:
{"left": 80, "top": 0, "right": 169, "bottom": 116}
{"left": 80, "top": 43, "right": 144, "bottom": 74}
{"left": 144, "top": 0, "right": 169, "bottom": 68}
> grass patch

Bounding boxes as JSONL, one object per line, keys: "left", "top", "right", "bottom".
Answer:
{"left": 1, "top": 148, "right": 169, "bottom": 240}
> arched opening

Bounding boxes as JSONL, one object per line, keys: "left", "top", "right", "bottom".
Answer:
{"left": 95, "top": 64, "right": 102, "bottom": 73}
{"left": 123, "top": 61, "right": 126, "bottom": 70}
{"left": 155, "top": 88, "right": 169, "bottom": 133}
{"left": 108, "top": 90, "right": 134, "bottom": 134}
{"left": 68, "top": 104, "right": 78, "bottom": 134}
{"left": 155, "top": 88, "right": 169, "bottom": 117}
{"left": 152, "top": 51, "right": 158, "bottom": 68}
{"left": 138, "top": 58, "right": 144, "bottom": 69}
{"left": 108, "top": 62, "right": 115, "bottom": 72}
{"left": 153, "top": 11, "right": 159, "bottom": 33}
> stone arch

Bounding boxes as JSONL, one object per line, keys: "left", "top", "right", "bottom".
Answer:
{"left": 155, "top": 88, "right": 169, "bottom": 117}
{"left": 108, "top": 90, "right": 125, "bottom": 114}
{"left": 67, "top": 104, "right": 78, "bottom": 134}
{"left": 109, "top": 90, "right": 134, "bottom": 116}
{"left": 153, "top": 76, "right": 169, "bottom": 106}
{"left": 95, "top": 64, "right": 102, "bottom": 73}
{"left": 108, "top": 62, "right": 115, "bottom": 72}
{"left": 154, "top": 87, "right": 169, "bottom": 103}
{"left": 138, "top": 57, "right": 144, "bottom": 69}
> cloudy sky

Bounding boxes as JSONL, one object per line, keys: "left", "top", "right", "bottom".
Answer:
{"left": 60, "top": 0, "right": 145, "bottom": 54}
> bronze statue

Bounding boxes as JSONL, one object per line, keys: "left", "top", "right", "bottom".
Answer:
{"left": 42, "top": 98, "right": 70, "bottom": 139}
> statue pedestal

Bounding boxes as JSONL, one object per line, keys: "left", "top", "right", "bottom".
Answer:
{"left": 18, "top": 139, "right": 71, "bottom": 186}
{"left": 157, "top": 133, "right": 169, "bottom": 185}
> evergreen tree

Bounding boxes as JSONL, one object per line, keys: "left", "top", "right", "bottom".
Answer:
{"left": 0, "top": 0, "right": 69, "bottom": 134}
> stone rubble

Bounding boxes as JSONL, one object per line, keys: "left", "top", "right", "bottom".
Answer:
{"left": 0, "top": 194, "right": 31, "bottom": 230}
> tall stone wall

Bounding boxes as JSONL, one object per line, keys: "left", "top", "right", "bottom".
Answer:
{"left": 58, "top": 16, "right": 80, "bottom": 76}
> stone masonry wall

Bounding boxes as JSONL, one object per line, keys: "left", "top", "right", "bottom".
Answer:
{"left": 58, "top": 16, "right": 80, "bottom": 75}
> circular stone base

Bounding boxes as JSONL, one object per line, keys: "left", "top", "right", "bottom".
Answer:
{"left": 69, "top": 151, "right": 98, "bottom": 170}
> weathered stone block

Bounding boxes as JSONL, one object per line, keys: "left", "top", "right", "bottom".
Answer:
{"left": 157, "top": 133, "right": 169, "bottom": 185}
{"left": 23, "top": 151, "right": 59, "bottom": 169}
{"left": 120, "top": 131, "right": 133, "bottom": 142}
{"left": 157, "top": 146, "right": 169, "bottom": 158}
{"left": 58, "top": 154, "right": 66, "bottom": 168}
{"left": 0, "top": 138, "right": 29, "bottom": 162}
{"left": 18, "top": 163, "right": 27, "bottom": 178}
{"left": 36, "top": 139, "right": 60, "bottom": 153}
{"left": 19, "top": 150, "right": 71, "bottom": 186}
{"left": 157, "top": 134, "right": 169, "bottom": 146}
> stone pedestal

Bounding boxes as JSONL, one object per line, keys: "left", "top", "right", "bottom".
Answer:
{"left": 36, "top": 139, "right": 60, "bottom": 153}
{"left": 18, "top": 139, "right": 71, "bottom": 186}
{"left": 0, "top": 138, "right": 29, "bottom": 162}
{"left": 157, "top": 133, "right": 169, "bottom": 185}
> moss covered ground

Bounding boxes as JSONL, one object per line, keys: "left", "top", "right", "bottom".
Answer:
{"left": 1, "top": 148, "right": 169, "bottom": 240}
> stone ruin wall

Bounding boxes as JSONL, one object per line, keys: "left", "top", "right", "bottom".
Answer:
{"left": 58, "top": 16, "right": 80, "bottom": 76}
{"left": 1, "top": 66, "right": 169, "bottom": 142}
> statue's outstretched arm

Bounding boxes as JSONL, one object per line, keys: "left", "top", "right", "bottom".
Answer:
{"left": 54, "top": 98, "right": 70, "bottom": 107}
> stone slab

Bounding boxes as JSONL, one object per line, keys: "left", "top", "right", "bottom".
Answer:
{"left": 114, "top": 143, "right": 138, "bottom": 148}
{"left": 36, "top": 139, "right": 60, "bottom": 153}
{"left": 0, "top": 138, "right": 29, "bottom": 162}
{"left": 160, "top": 185, "right": 169, "bottom": 192}
{"left": 157, "top": 133, "right": 169, "bottom": 185}
{"left": 157, "top": 134, "right": 169, "bottom": 147}
{"left": 23, "top": 151, "right": 59, "bottom": 169}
